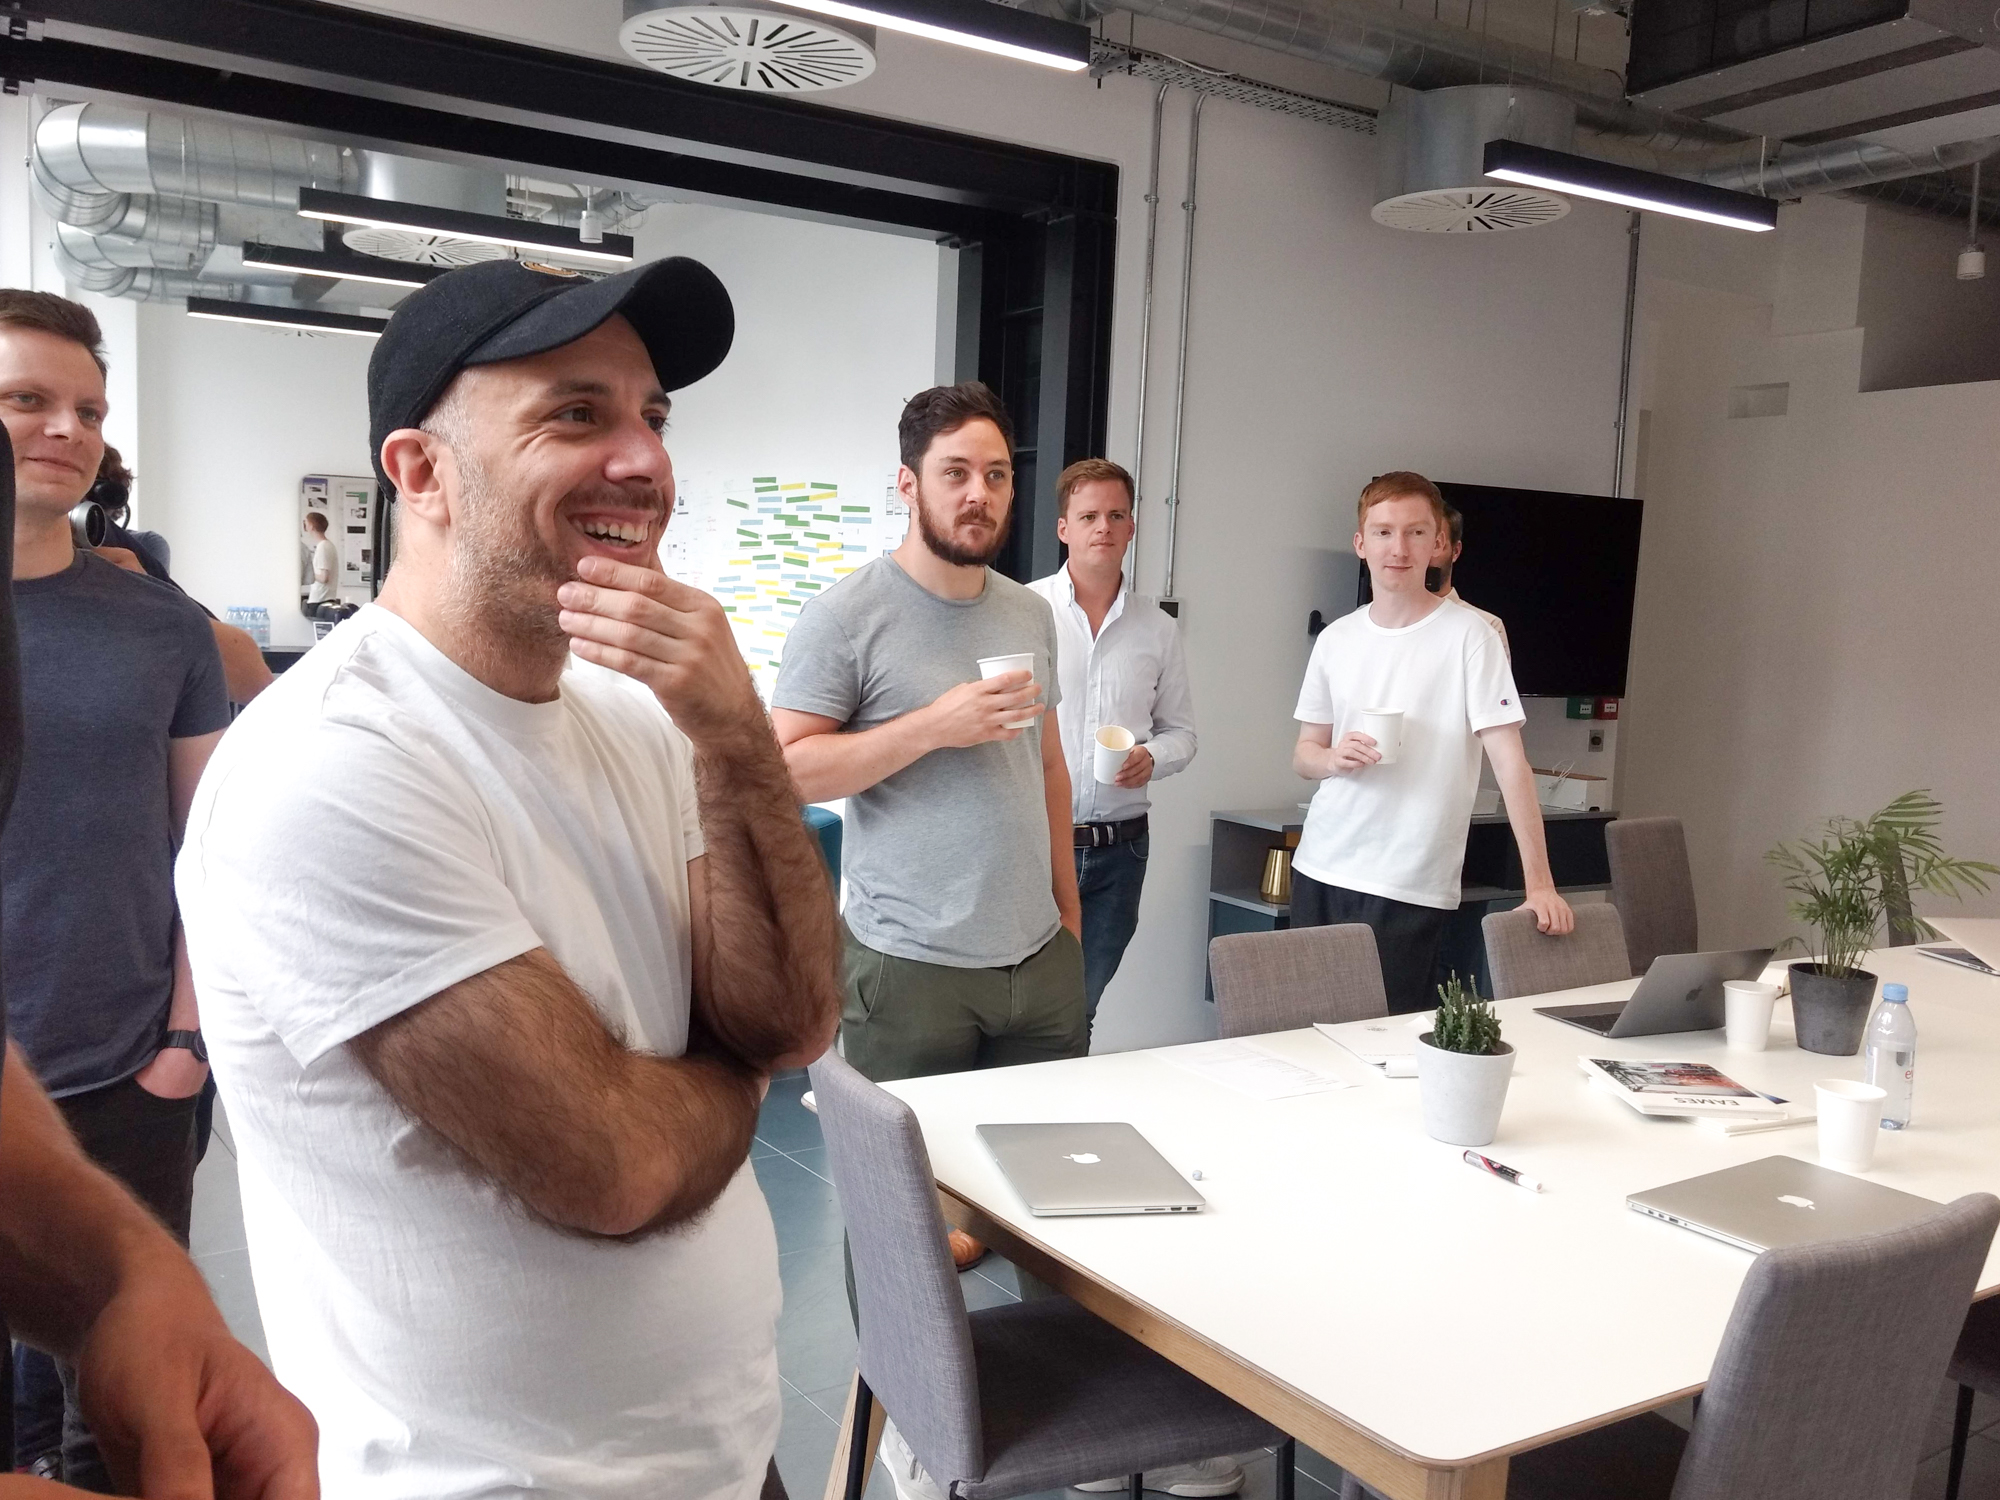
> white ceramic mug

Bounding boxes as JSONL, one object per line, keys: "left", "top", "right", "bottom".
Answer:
{"left": 1723, "top": 980, "right": 1781, "bottom": 1051}
{"left": 976, "top": 652, "right": 1038, "bottom": 729}
{"left": 1357, "top": 708, "right": 1404, "bottom": 765}
{"left": 1093, "top": 724, "right": 1136, "bottom": 784}
{"left": 1815, "top": 1079, "right": 1888, "bottom": 1171}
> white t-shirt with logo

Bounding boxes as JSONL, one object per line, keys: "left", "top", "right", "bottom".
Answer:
{"left": 1291, "top": 599, "right": 1524, "bottom": 910}
{"left": 175, "top": 605, "right": 780, "bottom": 1500}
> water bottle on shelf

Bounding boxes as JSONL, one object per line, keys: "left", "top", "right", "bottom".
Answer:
{"left": 1863, "top": 983, "right": 1917, "bottom": 1130}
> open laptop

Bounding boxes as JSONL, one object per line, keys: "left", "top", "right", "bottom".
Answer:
{"left": 977, "top": 1123, "right": 1206, "bottom": 1217}
{"left": 1535, "top": 947, "right": 1774, "bottom": 1038}
{"left": 1922, "top": 917, "right": 2000, "bottom": 977}
{"left": 1629, "top": 1155, "right": 1943, "bottom": 1252}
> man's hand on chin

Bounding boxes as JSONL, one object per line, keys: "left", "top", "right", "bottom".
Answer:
{"left": 555, "top": 554, "right": 764, "bottom": 746}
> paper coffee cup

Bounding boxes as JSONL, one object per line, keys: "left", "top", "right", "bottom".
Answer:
{"left": 1094, "top": 725, "right": 1136, "bottom": 784}
{"left": 1815, "top": 1079, "right": 1887, "bottom": 1171}
{"left": 1358, "top": 708, "right": 1404, "bottom": 765}
{"left": 977, "top": 652, "right": 1038, "bottom": 730}
{"left": 1723, "top": 980, "right": 1780, "bottom": 1051}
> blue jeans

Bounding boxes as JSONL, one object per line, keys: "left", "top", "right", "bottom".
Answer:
{"left": 1074, "top": 833, "right": 1149, "bottom": 1026}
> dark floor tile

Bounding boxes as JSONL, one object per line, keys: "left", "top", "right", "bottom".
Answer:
{"left": 1912, "top": 1431, "right": 2000, "bottom": 1499}
{"left": 758, "top": 1072, "right": 826, "bottom": 1155}
{"left": 191, "top": 1142, "right": 248, "bottom": 1259}
{"left": 786, "top": 1146, "right": 833, "bottom": 1184}
{"left": 779, "top": 1247, "right": 860, "bottom": 1404}
{"left": 1293, "top": 1442, "right": 1350, "bottom": 1495}
{"left": 756, "top": 1150, "right": 845, "bottom": 1255}
{"left": 960, "top": 1265, "right": 1017, "bottom": 1312}
{"left": 973, "top": 1259, "right": 1021, "bottom": 1300}
{"left": 1923, "top": 1378, "right": 2000, "bottom": 1461}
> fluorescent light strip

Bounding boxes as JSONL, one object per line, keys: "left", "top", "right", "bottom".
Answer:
{"left": 186, "top": 297, "right": 386, "bottom": 337}
{"left": 239, "top": 244, "right": 434, "bottom": 289}
{"left": 296, "top": 205, "right": 637, "bottom": 264}
{"left": 772, "top": 0, "right": 1088, "bottom": 68}
{"left": 1485, "top": 166, "right": 1776, "bottom": 231}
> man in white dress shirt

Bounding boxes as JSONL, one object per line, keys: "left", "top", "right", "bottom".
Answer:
{"left": 1028, "top": 458, "right": 1197, "bottom": 1032}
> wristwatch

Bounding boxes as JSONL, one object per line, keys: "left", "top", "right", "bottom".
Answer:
{"left": 162, "top": 1029, "right": 209, "bottom": 1064}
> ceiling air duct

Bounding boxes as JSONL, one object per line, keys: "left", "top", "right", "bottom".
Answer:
{"left": 1374, "top": 87, "right": 1576, "bottom": 232}
{"left": 620, "top": 0, "right": 876, "bottom": 92}
{"left": 342, "top": 153, "right": 515, "bottom": 266}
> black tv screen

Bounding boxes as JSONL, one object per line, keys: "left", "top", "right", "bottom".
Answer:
{"left": 1356, "top": 482, "right": 1643, "bottom": 697}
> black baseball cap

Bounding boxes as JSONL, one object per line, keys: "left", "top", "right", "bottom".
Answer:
{"left": 366, "top": 256, "right": 734, "bottom": 496}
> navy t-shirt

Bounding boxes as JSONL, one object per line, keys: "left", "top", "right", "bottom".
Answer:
{"left": 3, "top": 552, "right": 230, "bottom": 1096}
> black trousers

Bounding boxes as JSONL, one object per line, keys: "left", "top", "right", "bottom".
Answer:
{"left": 1289, "top": 872, "right": 1453, "bottom": 1014}
{"left": 46, "top": 1077, "right": 199, "bottom": 1492}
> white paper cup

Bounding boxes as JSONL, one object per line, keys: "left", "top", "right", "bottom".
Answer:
{"left": 1815, "top": 1079, "right": 1888, "bottom": 1171}
{"left": 976, "top": 652, "right": 1038, "bottom": 729}
{"left": 1358, "top": 708, "right": 1404, "bottom": 765}
{"left": 1724, "top": 980, "right": 1781, "bottom": 1051}
{"left": 1093, "top": 724, "right": 1136, "bottom": 784}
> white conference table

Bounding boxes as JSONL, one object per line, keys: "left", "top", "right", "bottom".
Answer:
{"left": 880, "top": 947, "right": 2000, "bottom": 1500}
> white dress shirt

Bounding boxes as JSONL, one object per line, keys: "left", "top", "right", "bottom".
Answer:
{"left": 1028, "top": 565, "right": 1197, "bottom": 825}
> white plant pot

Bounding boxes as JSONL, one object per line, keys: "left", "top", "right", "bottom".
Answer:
{"left": 1415, "top": 1034, "right": 1516, "bottom": 1147}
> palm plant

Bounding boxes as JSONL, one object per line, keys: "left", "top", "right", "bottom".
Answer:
{"left": 1431, "top": 971, "right": 1502, "bottom": 1055}
{"left": 1766, "top": 790, "right": 1996, "bottom": 978}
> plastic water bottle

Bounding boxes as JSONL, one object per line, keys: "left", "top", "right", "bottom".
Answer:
{"left": 1863, "top": 983, "right": 1916, "bottom": 1129}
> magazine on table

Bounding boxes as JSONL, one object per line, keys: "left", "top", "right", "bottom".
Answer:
{"left": 1579, "top": 1057, "right": 1786, "bottom": 1118}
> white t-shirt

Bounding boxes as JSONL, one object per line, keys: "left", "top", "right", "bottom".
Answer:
{"left": 307, "top": 536, "right": 339, "bottom": 603}
{"left": 175, "top": 606, "right": 780, "bottom": 1500}
{"left": 1292, "top": 599, "right": 1523, "bottom": 910}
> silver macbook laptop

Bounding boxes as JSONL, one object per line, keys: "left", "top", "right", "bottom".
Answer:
{"left": 1628, "top": 1155, "right": 1943, "bottom": 1253}
{"left": 977, "top": 1123, "right": 1206, "bottom": 1217}
{"left": 1535, "top": 947, "right": 1774, "bottom": 1038}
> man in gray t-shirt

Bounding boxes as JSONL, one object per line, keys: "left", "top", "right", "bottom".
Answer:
{"left": 773, "top": 383, "right": 1085, "bottom": 1109}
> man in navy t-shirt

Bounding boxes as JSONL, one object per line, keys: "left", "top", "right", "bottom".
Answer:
{"left": 1, "top": 289, "right": 230, "bottom": 1488}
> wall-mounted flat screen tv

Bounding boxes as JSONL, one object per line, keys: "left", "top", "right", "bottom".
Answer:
{"left": 1357, "top": 482, "right": 1643, "bottom": 698}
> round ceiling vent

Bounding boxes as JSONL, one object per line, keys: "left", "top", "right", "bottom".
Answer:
{"left": 339, "top": 228, "right": 512, "bottom": 265}
{"left": 1370, "top": 187, "right": 1571, "bottom": 233}
{"left": 620, "top": 5, "right": 876, "bottom": 92}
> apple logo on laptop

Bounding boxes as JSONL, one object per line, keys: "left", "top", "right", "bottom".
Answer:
{"left": 1684, "top": 987, "right": 1702, "bottom": 1006}
{"left": 1778, "top": 1194, "right": 1816, "bottom": 1210}
{"left": 1063, "top": 1153, "right": 1102, "bottom": 1165}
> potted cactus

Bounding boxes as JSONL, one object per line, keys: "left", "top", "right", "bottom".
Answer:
{"left": 1767, "top": 790, "right": 1995, "bottom": 1056}
{"left": 1415, "top": 973, "right": 1515, "bottom": 1147}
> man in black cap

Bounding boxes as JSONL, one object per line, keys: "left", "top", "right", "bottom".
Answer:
{"left": 175, "top": 258, "right": 841, "bottom": 1500}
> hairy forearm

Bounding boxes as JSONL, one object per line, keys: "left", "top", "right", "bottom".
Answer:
{"left": 355, "top": 950, "right": 764, "bottom": 1239}
{"left": 690, "top": 724, "right": 842, "bottom": 1070}
{"left": 0, "top": 1047, "right": 181, "bottom": 1355}
{"left": 781, "top": 708, "right": 938, "bottom": 802}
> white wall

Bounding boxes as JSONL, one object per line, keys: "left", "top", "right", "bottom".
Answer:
{"left": 1619, "top": 196, "right": 2000, "bottom": 955}
{"left": 1857, "top": 201, "right": 2000, "bottom": 393}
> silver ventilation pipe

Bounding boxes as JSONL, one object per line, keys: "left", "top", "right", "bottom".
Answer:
{"left": 1694, "top": 135, "right": 2000, "bottom": 196}
{"left": 36, "top": 102, "right": 352, "bottom": 211}
{"left": 49, "top": 236, "right": 233, "bottom": 304}
{"left": 1851, "top": 170, "right": 2000, "bottom": 230}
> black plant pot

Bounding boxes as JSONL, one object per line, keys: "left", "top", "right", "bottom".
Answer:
{"left": 1789, "top": 963, "right": 1878, "bottom": 1056}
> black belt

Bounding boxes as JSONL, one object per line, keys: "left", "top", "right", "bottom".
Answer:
{"left": 1074, "top": 814, "right": 1148, "bottom": 850}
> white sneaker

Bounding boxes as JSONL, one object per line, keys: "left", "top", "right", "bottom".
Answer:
{"left": 878, "top": 1419, "right": 947, "bottom": 1500}
{"left": 1073, "top": 1457, "right": 1247, "bottom": 1496}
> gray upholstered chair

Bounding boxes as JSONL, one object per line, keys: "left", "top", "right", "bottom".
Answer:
{"left": 1508, "top": 1191, "right": 2000, "bottom": 1500}
{"left": 1945, "top": 1295, "right": 2000, "bottom": 1499}
{"left": 809, "top": 1051, "right": 1290, "bottom": 1500}
{"left": 1210, "top": 924, "right": 1388, "bottom": 1038}
{"left": 1605, "top": 816, "right": 1697, "bottom": 976}
{"left": 1481, "top": 903, "right": 1631, "bottom": 1000}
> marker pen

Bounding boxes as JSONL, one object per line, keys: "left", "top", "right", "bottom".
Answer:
{"left": 1463, "top": 1150, "right": 1544, "bottom": 1193}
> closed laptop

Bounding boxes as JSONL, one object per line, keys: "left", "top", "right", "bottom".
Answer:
{"left": 1628, "top": 1155, "right": 1942, "bottom": 1253}
{"left": 977, "top": 1122, "right": 1206, "bottom": 1217}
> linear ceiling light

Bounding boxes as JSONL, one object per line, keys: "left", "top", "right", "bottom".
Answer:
{"left": 186, "top": 296, "right": 388, "bottom": 337}
{"left": 296, "top": 189, "right": 637, "bottom": 265}
{"left": 1483, "top": 140, "right": 1779, "bottom": 232}
{"left": 240, "top": 241, "right": 444, "bottom": 289}
{"left": 771, "top": 0, "right": 1089, "bottom": 69}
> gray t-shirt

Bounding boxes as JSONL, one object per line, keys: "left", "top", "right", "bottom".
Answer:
{"left": 773, "top": 555, "right": 1061, "bottom": 969}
